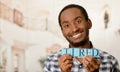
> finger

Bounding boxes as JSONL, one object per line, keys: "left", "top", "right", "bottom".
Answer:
{"left": 82, "top": 57, "right": 88, "bottom": 67}
{"left": 84, "top": 55, "right": 92, "bottom": 62}
{"left": 92, "top": 60, "right": 100, "bottom": 70}
{"left": 61, "top": 62, "right": 73, "bottom": 72}
{"left": 85, "top": 56, "right": 100, "bottom": 69}
{"left": 66, "top": 63, "right": 73, "bottom": 68}
{"left": 94, "top": 59, "right": 100, "bottom": 65}
{"left": 64, "top": 54, "right": 73, "bottom": 60}
{"left": 87, "top": 63, "right": 94, "bottom": 72}
{"left": 59, "top": 54, "right": 72, "bottom": 63}
{"left": 83, "top": 56, "right": 100, "bottom": 72}
{"left": 59, "top": 58, "right": 73, "bottom": 67}
{"left": 83, "top": 59, "right": 93, "bottom": 72}
{"left": 91, "top": 59, "right": 100, "bottom": 69}
{"left": 87, "top": 63, "right": 99, "bottom": 72}
{"left": 58, "top": 54, "right": 73, "bottom": 71}
{"left": 85, "top": 55, "right": 100, "bottom": 65}
{"left": 65, "top": 64, "right": 73, "bottom": 71}
{"left": 65, "top": 60, "right": 73, "bottom": 65}
{"left": 62, "top": 54, "right": 73, "bottom": 62}
{"left": 83, "top": 57, "right": 93, "bottom": 71}
{"left": 84, "top": 55, "right": 97, "bottom": 68}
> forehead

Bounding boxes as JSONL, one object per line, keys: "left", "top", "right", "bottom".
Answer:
{"left": 62, "top": 7, "right": 81, "bottom": 14}
{"left": 60, "top": 8, "right": 83, "bottom": 21}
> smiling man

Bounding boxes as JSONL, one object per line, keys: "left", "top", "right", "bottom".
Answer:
{"left": 43, "top": 4, "right": 120, "bottom": 72}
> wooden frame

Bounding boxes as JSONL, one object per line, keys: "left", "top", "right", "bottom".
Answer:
{"left": 0, "top": 2, "right": 13, "bottom": 22}
{"left": 13, "top": 9, "right": 23, "bottom": 27}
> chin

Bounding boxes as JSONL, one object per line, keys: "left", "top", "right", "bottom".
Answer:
{"left": 69, "top": 38, "right": 87, "bottom": 47}
{"left": 73, "top": 42, "right": 85, "bottom": 47}
{"left": 71, "top": 38, "right": 83, "bottom": 44}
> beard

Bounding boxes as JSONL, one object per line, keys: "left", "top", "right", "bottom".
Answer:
{"left": 66, "top": 36, "right": 88, "bottom": 48}
{"left": 66, "top": 30, "right": 89, "bottom": 48}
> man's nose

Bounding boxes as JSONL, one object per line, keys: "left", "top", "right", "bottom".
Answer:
{"left": 71, "top": 24, "right": 79, "bottom": 32}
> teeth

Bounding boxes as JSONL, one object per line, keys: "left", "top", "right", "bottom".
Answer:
{"left": 73, "top": 33, "right": 81, "bottom": 38}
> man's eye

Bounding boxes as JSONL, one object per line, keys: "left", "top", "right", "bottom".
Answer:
{"left": 64, "top": 24, "right": 69, "bottom": 28}
{"left": 76, "top": 19, "right": 81, "bottom": 24}
{"left": 62, "top": 23, "right": 70, "bottom": 29}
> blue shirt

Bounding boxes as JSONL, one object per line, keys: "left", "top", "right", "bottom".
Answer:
{"left": 44, "top": 49, "right": 120, "bottom": 72}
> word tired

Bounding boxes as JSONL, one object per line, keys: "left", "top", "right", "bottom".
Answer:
{"left": 62, "top": 48, "right": 99, "bottom": 58}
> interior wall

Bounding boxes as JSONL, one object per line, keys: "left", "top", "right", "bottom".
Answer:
{"left": 0, "top": 0, "right": 120, "bottom": 72}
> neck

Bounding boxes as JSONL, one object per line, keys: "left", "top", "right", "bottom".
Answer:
{"left": 69, "top": 40, "right": 92, "bottom": 48}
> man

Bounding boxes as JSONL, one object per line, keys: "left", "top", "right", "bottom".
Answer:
{"left": 43, "top": 4, "right": 120, "bottom": 72}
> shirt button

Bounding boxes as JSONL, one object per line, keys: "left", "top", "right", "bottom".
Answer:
{"left": 79, "top": 65, "right": 82, "bottom": 68}
{"left": 79, "top": 64, "right": 83, "bottom": 68}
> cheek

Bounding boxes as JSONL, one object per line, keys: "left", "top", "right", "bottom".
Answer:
{"left": 81, "top": 24, "right": 88, "bottom": 31}
{"left": 62, "top": 30, "right": 70, "bottom": 37}
{"left": 77, "top": 23, "right": 86, "bottom": 29}
{"left": 62, "top": 30, "right": 67, "bottom": 37}
{"left": 84, "top": 28, "right": 89, "bottom": 37}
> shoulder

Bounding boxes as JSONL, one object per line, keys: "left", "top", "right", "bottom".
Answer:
{"left": 99, "top": 50, "right": 117, "bottom": 61}
{"left": 99, "top": 50, "right": 119, "bottom": 66}
{"left": 44, "top": 51, "right": 62, "bottom": 71}
{"left": 45, "top": 51, "right": 62, "bottom": 62}
{"left": 98, "top": 50, "right": 120, "bottom": 71}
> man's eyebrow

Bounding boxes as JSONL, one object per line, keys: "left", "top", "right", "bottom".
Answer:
{"left": 61, "top": 16, "right": 82, "bottom": 25}
{"left": 61, "top": 21, "right": 69, "bottom": 25}
{"left": 74, "top": 16, "right": 82, "bottom": 20}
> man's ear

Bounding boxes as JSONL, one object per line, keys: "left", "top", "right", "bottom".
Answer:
{"left": 87, "top": 19, "right": 92, "bottom": 29}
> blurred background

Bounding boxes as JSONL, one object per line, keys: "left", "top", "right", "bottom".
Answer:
{"left": 0, "top": 0, "right": 120, "bottom": 72}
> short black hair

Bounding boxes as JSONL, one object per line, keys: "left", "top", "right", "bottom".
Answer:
{"left": 58, "top": 4, "right": 89, "bottom": 28}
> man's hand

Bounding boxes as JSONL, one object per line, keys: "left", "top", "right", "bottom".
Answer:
{"left": 58, "top": 54, "right": 73, "bottom": 72}
{"left": 77, "top": 55, "right": 100, "bottom": 72}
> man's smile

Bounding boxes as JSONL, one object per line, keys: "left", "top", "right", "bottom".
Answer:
{"left": 72, "top": 33, "right": 81, "bottom": 39}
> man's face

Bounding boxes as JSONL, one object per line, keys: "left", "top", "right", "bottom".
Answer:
{"left": 60, "top": 8, "right": 92, "bottom": 47}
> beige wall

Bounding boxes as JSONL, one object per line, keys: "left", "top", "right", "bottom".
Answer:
{"left": 0, "top": 0, "right": 120, "bottom": 72}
